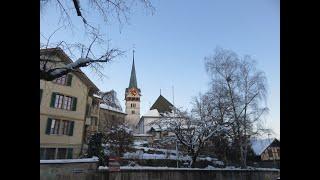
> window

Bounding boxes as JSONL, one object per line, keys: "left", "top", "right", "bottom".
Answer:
{"left": 63, "top": 96, "right": 72, "bottom": 110}
{"left": 67, "top": 148, "right": 73, "bottom": 159}
{"left": 53, "top": 74, "right": 73, "bottom": 86}
{"left": 131, "top": 103, "right": 136, "bottom": 108}
{"left": 132, "top": 110, "right": 135, "bottom": 114}
{"left": 45, "top": 148, "right": 56, "bottom": 160}
{"left": 50, "top": 93, "right": 77, "bottom": 111}
{"left": 49, "top": 119, "right": 60, "bottom": 135}
{"left": 40, "top": 148, "right": 45, "bottom": 159}
{"left": 57, "top": 148, "right": 67, "bottom": 159}
{"left": 54, "top": 94, "right": 64, "bottom": 109}
{"left": 40, "top": 148, "right": 73, "bottom": 159}
{"left": 61, "top": 120, "right": 73, "bottom": 135}
{"left": 46, "top": 118, "right": 74, "bottom": 136}
{"left": 53, "top": 75, "right": 67, "bottom": 85}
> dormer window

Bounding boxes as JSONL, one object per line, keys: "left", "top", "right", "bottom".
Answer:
{"left": 53, "top": 74, "right": 73, "bottom": 86}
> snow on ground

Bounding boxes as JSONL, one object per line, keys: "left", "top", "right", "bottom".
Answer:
{"left": 133, "top": 141, "right": 148, "bottom": 146}
{"left": 40, "top": 157, "right": 99, "bottom": 164}
{"left": 130, "top": 146, "right": 222, "bottom": 163}
{"left": 123, "top": 152, "right": 190, "bottom": 160}
{"left": 133, "top": 146, "right": 178, "bottom": 154}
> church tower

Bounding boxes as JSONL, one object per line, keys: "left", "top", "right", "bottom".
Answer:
{"left": 125, "top": 50, "right": 141, "bottom": 131}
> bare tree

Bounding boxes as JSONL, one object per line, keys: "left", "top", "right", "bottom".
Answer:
{"left": 152, "top": 95, "right": 229, "bottom": 168}
{"left": 205, "top": 47, "right": 270, "bottom": 168}
{"left": 40, "top": 0, "right": 154, "bottom": 81}
{"left": 40, "top": 0, "right": 155, "bottom": 29}
{"left": 40, "top": 34, "right": 124, "bottom": 81}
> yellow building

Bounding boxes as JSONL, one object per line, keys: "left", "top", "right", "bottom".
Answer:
{"left": 40, "top": 48, "right": 99, "bottom": 159}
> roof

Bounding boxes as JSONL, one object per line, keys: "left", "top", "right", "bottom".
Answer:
{"left": 93, "top": 94, "right": 102, "bottom": 99}
{"left": 143, "top": 109, "right": 160, "bottom": 117}
{"left": 40, "top": 48, "right": 99, "bottom": 92}
{"left": 250, "top": 138, "right": 280, "bottom": 156}
{"left": 133, "top": 133, "right": 153, "bottom": 137}
{"left": 150, "top": 95, "right": 174, "bottom": 113}
{"left": 100, "top": 104, "right": 127, "bottom": 115}
{"left": 128, "top": 57, "right": 138, "bottom": 89}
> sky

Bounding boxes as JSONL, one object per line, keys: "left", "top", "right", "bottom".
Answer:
{"left": 40, "top": 0, "right": 279, "bottom": 139}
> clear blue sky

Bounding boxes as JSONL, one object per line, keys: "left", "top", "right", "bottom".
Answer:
{"left": 41, "top": 0, "right": 279, "bottom": 139}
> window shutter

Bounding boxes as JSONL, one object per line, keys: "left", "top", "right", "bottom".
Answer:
{"left": 45, "top": 118, "right": 52, "bottom": 135}
{"left": 67, "top": 148, "right": 73, "bottom": 159}
{"left": 72, "top": 97, "right": 77, "bottom": 111}
{"left": 40, "top": 89, "right": 43, "bottom": 105}
{"left": 69, "top": 121, "right": 74, "bottom": 136}
{"left": 50, "top": 92, "right": 57, "bottom": 108}
{"left": 67, "top": 74, "right": 73, "bottom": 86}
{"left": 85, "top": 104, "right": 89, "bottom": 116}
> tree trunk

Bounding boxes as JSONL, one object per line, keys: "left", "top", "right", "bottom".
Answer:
{"left": 191, "top": 155, "right": 197, "bottom": 168}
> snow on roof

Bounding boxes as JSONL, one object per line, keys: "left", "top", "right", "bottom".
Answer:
{"left": 251, "top": 138, "right": 275, "bottom": 156}
{"left": 100, "top": 103, "right": 126, "bottom": 114}
{"left": 133, "top": 133, "right": 153, "bottom": 137}
{"left": 101, "top": 90, "right": 123, "bottom": 110}
{"left": 98, "top": 166, "right": 280, "bottom": 171}
{"left": 40, "top": 157, "right": 98, "bottom": 164}
{"left": 93, "top": 94, "right": 101, "bottom": 98}
{"left": 143, "top": 109, "right": 160, "bottom": 117}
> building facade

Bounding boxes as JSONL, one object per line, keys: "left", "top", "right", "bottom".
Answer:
{"left": 99, "top": 104, "right": 127, "bottom": 133}
{"left": 137, "top": 95, "right": 175, "bottom": 138}
{"left": 40, "top": 48, "right": 99, "bottom": 160}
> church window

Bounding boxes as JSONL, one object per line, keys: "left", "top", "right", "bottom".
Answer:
{"left": 132, "top": 110, "right": 135, "bottom": 114}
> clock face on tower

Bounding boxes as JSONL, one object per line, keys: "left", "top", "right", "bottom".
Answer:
{"left": 130, "top": 88, "right": 137, "bottom": 96}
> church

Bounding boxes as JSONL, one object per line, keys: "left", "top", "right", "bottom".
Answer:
{"left": 124, "top": 51, "right": 175, "bottom": 136}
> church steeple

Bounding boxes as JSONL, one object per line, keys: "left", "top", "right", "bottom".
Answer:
{"left": 129, "top": 50, "right": 138, "bottom": 88}
{"left": 125, "top": 49, "right": 141, "bottom": 132}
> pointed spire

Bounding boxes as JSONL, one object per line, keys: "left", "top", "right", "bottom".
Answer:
{"left": 129, "top": 50, "right": 138, "bottom": 88}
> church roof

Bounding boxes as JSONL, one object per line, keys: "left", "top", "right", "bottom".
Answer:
{"left": 150, "top": 95, "right": 174, "bottom": 113}
{"left": 128, "top": 55, "right": 138, "bottom": 89}
{"left": 250, "top": 138, "right": 280, "bottom": 156}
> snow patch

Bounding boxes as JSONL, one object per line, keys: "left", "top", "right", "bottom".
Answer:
{"left": 40, "top": 157, "right": 99, "bottom": 164}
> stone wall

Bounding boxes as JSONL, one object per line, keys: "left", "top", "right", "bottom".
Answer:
{"left": 40, "top": 162, "right": 97, "bottom": 180}
{"left": 40, "top": 162, "right": 280, "bottom": 180}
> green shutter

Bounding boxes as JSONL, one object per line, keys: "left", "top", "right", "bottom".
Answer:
{"left": 40, "top": 89, "right": 43, "bottom": 105}
{"left": 85, "top": 104, "right": 89, "bottom": 116}
{"left": 67, "top": 74, "right": 73, "bottom": 86}
{"left": 72, "top": 97, "right": 77, "bottom": 111}
{"left": 69, "top": 121, "right": 74, "bottom": 136}
{"left": 67, "top": 148, "right": 73, "bottom": 159}
{"left": 50, "top": 92, "right": 57, "bottom": 108}
{"left": 45, "top": 118, "right": 52, "bottom": 135}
